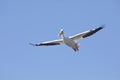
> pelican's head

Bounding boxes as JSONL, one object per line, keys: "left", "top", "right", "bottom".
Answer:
{"left": 58, "top": 29, "right": 64, "bottom": 37}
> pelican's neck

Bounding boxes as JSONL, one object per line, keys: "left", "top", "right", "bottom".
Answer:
{"left": 61, "top": 34, "right": 65, "bottom": 39}
{"left": 59, "top": 29, "right": 65, "bottom": 39}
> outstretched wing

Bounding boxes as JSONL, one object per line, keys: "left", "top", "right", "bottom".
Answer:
{"left": 30, "top": 39, "right": 63, "bottom": 46}
{"left": 69, "top": 25, "right": 104, "bottom": 41}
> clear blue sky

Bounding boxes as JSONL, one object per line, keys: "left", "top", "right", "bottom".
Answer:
{"left": 0, "top": 0, "right": 120, "bottom": 80}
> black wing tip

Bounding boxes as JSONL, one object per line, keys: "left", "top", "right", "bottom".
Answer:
{"left": 95, "top": 25, "right": 105, "bottom": 31}
{"left": 99, "top": 25, "right": 105, "bottom": 29}
{"left": 29, "top": 43, "right": 36, "bottom": 46}
{"left": 29, "top": 43, "right": 40, "bottom": 46}
{"left": 29, "top": 42, "right": 60, "bottom": 46}
{"left": 82, "top": 25, "right": 104, "bottom": 38}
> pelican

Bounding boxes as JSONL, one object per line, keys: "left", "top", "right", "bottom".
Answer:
{"left": 30, "top": 25, "right": 104, "bottom": 51}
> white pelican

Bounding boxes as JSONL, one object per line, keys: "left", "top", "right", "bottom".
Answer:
{"left": 30, "top": 25, "right": 104, "bottom": 51}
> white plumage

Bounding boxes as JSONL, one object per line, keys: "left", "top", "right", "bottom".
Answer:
{"left": 30, "top": 25, "right": 104, "bottom": 51}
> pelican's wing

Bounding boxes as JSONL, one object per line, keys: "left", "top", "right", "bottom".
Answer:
{"left": 30, "top": 39, "right": 63, "bottom": 46}
{"left": 69, "top": 25, "right": 104, "bottom": 41}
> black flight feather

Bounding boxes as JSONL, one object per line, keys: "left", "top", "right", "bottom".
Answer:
{"left": 82, "top": 26, "right": 104, "bottom": 38}
{"left": 29, "top": 42, "right": 60, "bottom": 46}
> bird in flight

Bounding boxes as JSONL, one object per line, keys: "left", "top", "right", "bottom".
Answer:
{"left": 30, "top": 25, "right": 104, "bottom": 51}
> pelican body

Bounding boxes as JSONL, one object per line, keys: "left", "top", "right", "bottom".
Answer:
{"left": 30, "top": 25, "right": 104, "bottom": 52}
{"left": 58, "top": 29, "right": 79, "bottom": 51}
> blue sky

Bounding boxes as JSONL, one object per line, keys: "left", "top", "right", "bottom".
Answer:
{"left": 0, "top": 0, "right": 120, "bottom": 80}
